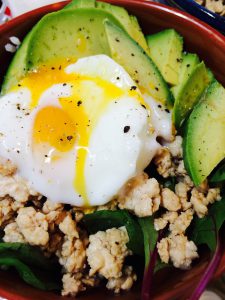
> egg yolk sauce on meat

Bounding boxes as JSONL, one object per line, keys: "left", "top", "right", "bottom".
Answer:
{"left": 0, "top": 55, "right": 172, "bottom": 206}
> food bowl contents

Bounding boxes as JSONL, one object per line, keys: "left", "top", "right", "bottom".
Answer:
{"left": 195, "top": 0, "right": 225, "bottom": 16}
{"left": 0, "top": 0, "right": 224, "bottom": 298}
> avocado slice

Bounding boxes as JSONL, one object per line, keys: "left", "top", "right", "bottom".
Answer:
{"left": 64, "top": 0, "right": 149, "bottom": 54}
{"left": 171, "top": 53, "right": 200, "bottom": 98}
{"left": 184, "top": 80, "right": 225, "bottom": 185}
{"left": 173, "top": 62, "right": 210, "bottom": 128}
{"left": 1, "top": 8, "right": 125, "bottom": 93}
{"left": 104, "top": 20, "right": 173, "bottom": 106}
{"left": 146, "top": 29, "right": 183, "bottom": 86}
{"left": 129, "top": 15, "right": 150, "bottom": 55}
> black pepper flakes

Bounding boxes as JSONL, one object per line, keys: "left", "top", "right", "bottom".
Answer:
{"left": 141, "top": 104, "right": 146, "bottom": 109}
{"left": 130, "top": 86, "right": 137, "bottom": 91}
{"left": 63, "top": 83, "right": 67, "bottom": 86}
{"left": 158, "top": 104, "right": 162, "bottom": 109}
{"left": 123, "top": 126, "right": 130, "bottom": 133}
{"left": 67, "top": 135, "right": 73, "bottom": 141}
{"left": 165, "top": 108, "right": 170, "bottom": 113}
{"left": 77, "top": 100, "right": 82, "bottom": 106}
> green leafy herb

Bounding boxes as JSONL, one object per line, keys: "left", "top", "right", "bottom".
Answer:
{"left": 0, "top": 243, "right": 61, "bottom": 290}
{"left": 83, "top": 210, "right": 144, "bottom": 256}
{"left": 210, "top": 161, "right": 225, "bottom": 183}
{"left": 0, "top": 256, "right": 59, "bottom": 290}
{"left": 162, "top": 177, "right": 176, "bottom": 191}
{"left": 189, "top": 197, "right": 225, "bottom": 251}
{"left": 137, "top": 217, "right": 158, "bottom": 267}
{"left": 0, "top": 243, "right": 58, "bottom": 270}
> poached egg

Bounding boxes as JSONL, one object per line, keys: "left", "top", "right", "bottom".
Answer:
{"left": 0, "top": 55, "right": 172, "bottom": 206}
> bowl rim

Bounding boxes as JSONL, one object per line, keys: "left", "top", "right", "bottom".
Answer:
{"left": 0, "top": 0, "right": 225, "bottom": 298}
{"left": 167, "top": 0, "right": 225, "bottom": 23}
{"left": 0, "top": 0, "right": 225, "bottom": 46}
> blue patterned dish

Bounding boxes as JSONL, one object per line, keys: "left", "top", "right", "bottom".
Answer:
{"left": 166, "top": 0, "right": 225, "bottom": 33}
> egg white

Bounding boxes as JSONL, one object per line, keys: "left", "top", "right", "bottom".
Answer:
{"left": 0, "top": 55, "right": 172, "bottom": 206}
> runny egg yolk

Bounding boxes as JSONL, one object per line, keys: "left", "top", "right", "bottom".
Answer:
{"left": 15, "top": 62, "right": 147, "bottom": 206}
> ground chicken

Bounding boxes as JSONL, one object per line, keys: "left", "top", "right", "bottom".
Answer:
{"left": 97, "top": 199, "right": 118, "bottom": 211}
{"left": 164, "top": 136, "right": 183, "bottom": 158}
{"left": 62, "top": 273, "right": 85, "bottom": 296}
{"left": 61, "top": 273, "right": 97, "bottom": 297}
{"left": 0, "top": 197, "right": 14, "bottom": 226}
{"left": 157, "top": 234, "right": 198, "bottom": 269}
{"left": 154, "top": 211, "right": 178, "bottom": 231}
{"left": 16, "top": 207, "right": 49, "bottom": 246}
{"left": 118, "top": 173, "right": 161, "bottom": 217}
{"left": 169, "top": 209, "right": 194, "bottom": 235}
{"left": 87, "top": 227, "right": 130, "bottom": 279}
{"left": 106, "top": 266, "right": 137, "bottom": 293}
{"left": 0, "top": 173, "right": 37, "bottom": 203}
{"left": 204, "top": 0, "right": 225, "bottom": 15}
{"left": 3, "top": 222, "right": 25, "bottom": 243}
{"left": 154, "top": 148, "right": 175, "bottom": 178}
{"left": 42, "top": 199, "right": 64, "bottom": 214}
{"left": 57, "top": 237, "right": 86, "bottom": 273}
{"left": 0, "top": 157, "right": 17, "bottom": 176}
{"left": 190, "top": 187, "right": 221, "bottom": 218}
{"left": 161, "top": 188, "right": 181, "bottom": 211}
{"left": 57, "top": 215, "right": 85, "bottom": 273}
{"left": 175, "top": 182, "right": 192, "bottom": 211}
{"left": 59, "top": 214, "right": 79, "bottom": 239}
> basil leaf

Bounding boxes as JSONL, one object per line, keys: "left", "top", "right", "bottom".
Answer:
{"left": 83, "top": 210, "right": 144, "bottom": 256}
{"left": 0, "top": 255, "right": 59, "bottom": 290}
{"left": 210, "top": 161, "right": 225, "bottom": 183}
{"left": 138, "top": 217, "right": 158, "bottom": 267}
{"left": 189, "top": 197, "right": 225, "bottom": 251}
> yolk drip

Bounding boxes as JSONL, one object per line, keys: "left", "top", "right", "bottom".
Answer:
{"left": 15, "top": 62, "right": 146, "bottom": 206}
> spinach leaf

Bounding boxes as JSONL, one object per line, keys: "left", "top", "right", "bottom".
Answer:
{"left": 138, "top": 217, "right": 158, "bottom": 267}
{"left": 189, "top": 196, "right": 225, "bottom": 251}
{"left": 162, "top": 177, "right": 176, "bottom": 191}
{"left": 0, "top": 243, "right": 58, "bottom": 270}
{"left": 0, "top": 255, "right": 59, "bottom": 290}
{"left": 0, "top": 243, "right": 61, "bottom": 290}
{"left": 83, "top": 210, "right": 144, "bottom": 256}
{"left": 210, "top": 161, "right": 225, "bottom": 183}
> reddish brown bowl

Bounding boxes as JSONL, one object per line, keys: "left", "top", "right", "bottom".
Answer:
{"left": 0, "top": 1, "right": 225, "bottom": 299}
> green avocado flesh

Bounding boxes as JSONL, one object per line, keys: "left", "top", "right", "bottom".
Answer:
{"left": 146, "top": 29, "right": 183, "bottom": 86}
{"left": 173, "top": 62, "right": 210, "bottom": 128}
{"left": 64, "top": 0, "right": 149, "bottom": 54}
{"left": 184, "top": 81, "right": 225, "bottom": 186}
{"left": 171, "top": 53, "right": 200, "bottom": 98}
{"left": 1, "top": 8, "right": 124, "bottom": 94}
{"left": 104, "top": 20, "right": 173, "bottom": 106}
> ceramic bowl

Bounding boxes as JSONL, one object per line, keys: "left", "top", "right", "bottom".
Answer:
{"left": 0, "top": 1, "right": 225, "bottom": 299}
{"left": 166, "top": 0, "right": 225, "bottom": 34}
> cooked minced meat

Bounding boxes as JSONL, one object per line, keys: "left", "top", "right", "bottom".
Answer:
{"left": 195, "top": 0, "right": 225, "bottom": 16}
{"left": 0, "top": 134, "right": 221, "bottom": 297}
